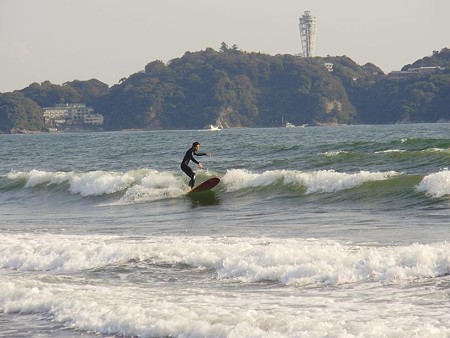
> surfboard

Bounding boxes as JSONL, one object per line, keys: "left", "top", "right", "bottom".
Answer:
{"left": 189, "top": 177, "right": 220, "bottom": 194}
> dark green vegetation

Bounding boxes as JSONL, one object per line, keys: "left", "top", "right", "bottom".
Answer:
{"left": 0, "top": 92, "right": 45, "bottom": 133}
{"left": 1, "top": 46, "right": 449, "bottom": 133}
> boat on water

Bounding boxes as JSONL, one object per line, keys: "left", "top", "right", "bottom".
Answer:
{"left": 281, "top": 117, "right": 307, "bottom": 128}
{"left": 206, "top": 124, "right": 222, "bottom": 131}
{"left": 282, "top": 117, "right": 296, "bottom": 128}
{"left": 285, "top": 121, "right": 296, "bottom": 128}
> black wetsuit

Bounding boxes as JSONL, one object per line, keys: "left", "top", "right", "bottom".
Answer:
{"left": 181, "top": 148, "right": 207, "bottom": 188}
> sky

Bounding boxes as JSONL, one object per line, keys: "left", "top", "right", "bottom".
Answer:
{"left": 1, "top": 0, "right": 449, "bottom": 93}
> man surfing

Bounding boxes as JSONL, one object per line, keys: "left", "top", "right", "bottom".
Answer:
{"left": 181, "top": 142, "right": 211, "bottom": 189}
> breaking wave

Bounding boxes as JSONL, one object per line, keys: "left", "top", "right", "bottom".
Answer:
{"left": 1, "top": 168, "right": 448, "bottom": 207}
{"left": 1, "top": 234, "right": 449, "bottom": 286}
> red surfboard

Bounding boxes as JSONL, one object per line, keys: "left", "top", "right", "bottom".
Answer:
{"left": 189, "top": 177, "right": 220, "bottom": 194}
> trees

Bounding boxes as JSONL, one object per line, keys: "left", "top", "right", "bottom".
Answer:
{"left": 20, "top": 79, "right": 109, "bottom": 108}
{"left": 3, "top": 47, "right": 448, "bottom": 132}
{"left": 64, "top": 79, "right": 109, "bottom": 105}
{"left": 402, "top": 48, "right": 450, "bottom": 70}
{"left": 93, "top": 48, "right": 362, "bottom": 129}
{"left": 21, "top": 81, "right": 81, "bottom": 108}
{"left": 83, "top": 48, "right": 450, "bottom": 129}
{"left": 354, "top": 72, "right": 450, "bottom": 124}
{"left": 0, "top": 92, "right": 45, "bottom": 133}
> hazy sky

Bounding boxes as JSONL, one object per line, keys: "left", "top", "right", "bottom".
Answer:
{"left": 1, "top": 0, "right": 449, "bottom": 92}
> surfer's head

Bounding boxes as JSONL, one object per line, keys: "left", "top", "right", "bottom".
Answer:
{"left": 192, "top": 142, "right": 200, "bottom": 150}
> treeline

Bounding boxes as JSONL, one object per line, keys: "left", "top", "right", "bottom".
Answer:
{"left": 0, "top": 79, "right": 109, "bottom": 133}
{"left": 1, "top": 46, "right": 449, "bottom": 133}
{"left": 98, "top": 44, "right": 360, "bottom": 130}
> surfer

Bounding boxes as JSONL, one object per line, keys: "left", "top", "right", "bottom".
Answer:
{"left": 181, "top": 142, "right": 211, "bottom": 188}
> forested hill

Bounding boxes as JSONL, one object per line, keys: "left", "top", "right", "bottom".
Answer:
{"left": 1, "top": 46, "right": 449, "bottom": 133}
{"left": 98, "top": 46, "right": 366, "bottom": 130}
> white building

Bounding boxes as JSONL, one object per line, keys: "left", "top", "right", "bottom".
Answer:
{"left": 83, "top": 113, "right": 104, "bottom": 126}
{"left": 43, "top": 103, "right": 103, "bottom": 127}
{"left": 42, "top": 106, "right": 68, "bottom": 126}
{"left": 299, "top": 11, "right": 317, "bottom": 57}
{"left": 324, "top": 62, "right": 334, "bottom": 72}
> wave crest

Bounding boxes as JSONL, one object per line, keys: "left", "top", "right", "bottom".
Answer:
{"left": 222, "top": 169, "right": 398, "bottom": 194}
{"left": 5, "top": 169, "right": 187, "bottom": 202}
{"left": 416, "top": 169, "right": 450, "bottom": 198}
{"left": 1, "top": 234, "right": 449, "bottom": 286}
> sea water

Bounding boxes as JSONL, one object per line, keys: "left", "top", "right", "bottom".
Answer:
{"left": 0, "top": 124, "right": 449, "bottom": 337}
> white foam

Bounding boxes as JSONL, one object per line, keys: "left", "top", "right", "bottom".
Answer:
{"left": 118, "top": 171, "right": 186, "bottom": 204}
{"left": 375, "top": 148, "right": 450, "bottom": 154}
{"left": 68, "top": 171, "right": 137, "bottom": 196}
{"left": 1, "top": 234, "right": 449, "bottom": 285}
{"left": 320, "top": 150, "right": 349, "bottom": 157}
{"left": 424, "top": 147, "right": 450, "bottom": 153}
{"left": 222, "top": 169, "right": 398, "bottom": 193}
{"left": 6, "top": 169, "right": 187, "bottom": 201}
{"left": 221, "top": 169, "right": 281, "bottom": 191}
{"left": 416, "top": 169, "right": 450, "bottom": 198}
{"left": 3, "top": 275, "right": 450, "bottom": 338}
{"left": 8, "top": 169, "right": 60, "bottom": 187}
{"left": 8, "top": 169, "right": 139, "bottom": 195}
{"left": 0, "top": 277, "right": 297, "bottom": 337}
{"left": 374, "top": 149, "right": 407, "bottom": 154}
{"left": 1, "top": 234, "right": 450, "bottom": 337}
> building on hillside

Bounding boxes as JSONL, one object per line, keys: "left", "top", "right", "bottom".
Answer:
{"left": 299, "top": 11, "right": 317, "bottom": 57}
{"left": 42, "top": 106, "right": 68, "bottom": 126}
{"left": 83, "top": 113, "right": 104, "bottom": 126}
{"left": 43, "top": 103, "right": 104, "bottom": 128}
{"left": 324, "top": 63, "right": 334, "bottom": 72}
{"left": 387, "top": 66, "right": 445, "bottom": 80}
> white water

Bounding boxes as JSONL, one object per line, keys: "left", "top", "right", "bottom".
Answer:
{"left": 2, "top": 234, "right": 450, "bottom": 337}
{"left": 7, "top": 168, "right": 407, "bottom": 197}
{"left": 416, "top": 169, "right": 450, "bottom": 198}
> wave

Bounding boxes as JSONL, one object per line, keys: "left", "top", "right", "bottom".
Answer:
{"left": 416, "top": 169, "right": 450, "bottom": 198}
{"left": 6, "top": 169, "right": 153, "bottom": 196}
{"left": 2, "top": 168, "right": 449, "bottom": 206}
{"left": 321, "top": 148, "right": 448, "bottom": 156}
{"left": 1, "top": 234, "right": 449, "bottom": 286}
{"left": 399, "top": 137, "right": 450, "bottom": 149}
{"left": 3, "top": 169, "right": 189, "bottom": 204}
{"left": 319, "top": 138, "right": 450, "bottom": 165}
{"left": 222, "top": 169, "right": 399, "bottom": 194}
{"left": 2, "top": 234, "right": 450, "bottom": 337}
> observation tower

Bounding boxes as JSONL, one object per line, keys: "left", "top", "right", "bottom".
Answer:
{"left": 299, "top": 11, "right": 317, "bottom": 57}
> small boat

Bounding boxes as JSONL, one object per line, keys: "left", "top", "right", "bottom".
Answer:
{"left": 282, "top": 117, "right": 296, "bottom": 128}
{"left": 206, "top": 124, "right": 222, "bottom": 131}
{"left": 285, "top": 121, "right": 296, "bottom": 128}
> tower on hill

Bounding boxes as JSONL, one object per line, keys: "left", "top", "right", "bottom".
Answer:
{"left": 299, "top": 11, "right": 317, "bottom": 57}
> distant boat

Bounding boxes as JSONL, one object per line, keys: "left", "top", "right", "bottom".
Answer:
{"left": 281, "top": 117, "right": 308, "bottom": 128}
{"left": 281, "top": 117, "right": 296, "bottom": 128}
{"left": 206, "top": 124, "right": 222, "bottom": 131}
{"left": 285, "top": 121, "right": 296, "bottom": 128}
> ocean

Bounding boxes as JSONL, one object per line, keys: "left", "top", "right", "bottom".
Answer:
{"left": 1, "top": 124, "right": 449, "bottom": 338}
